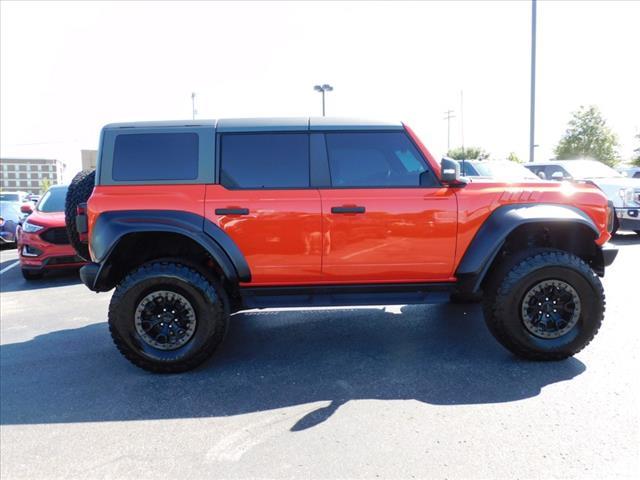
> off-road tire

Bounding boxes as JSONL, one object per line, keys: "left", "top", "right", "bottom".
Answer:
{"left": 64, "top": 169, "right": 95, "bottom": 261}
{"left": 108, "top": 261, "right": 229, "bottom": 373}
{"left": 483, "top": 250, "right": 604, "bottom": 360}
{"left": 22, "top": 269, "right": 43, "bottom": 280}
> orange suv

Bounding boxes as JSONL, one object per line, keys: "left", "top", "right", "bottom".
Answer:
{"left": 65, "top": 118, "right": 617, "bottom": 372}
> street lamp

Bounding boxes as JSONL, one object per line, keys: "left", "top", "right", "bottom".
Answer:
{"left": 313, "top": 84, "right": 333, "bottom": 116}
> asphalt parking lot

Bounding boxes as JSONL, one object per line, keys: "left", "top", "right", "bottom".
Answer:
{"left": 1, "top": 236, "right": 639, "bottom": 479}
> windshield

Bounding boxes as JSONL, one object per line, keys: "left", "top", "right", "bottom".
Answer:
{"left": 465, "top": 161, "right": 540, "bottom": 180}
{"left": 0, "top": 192, "right": 21, "bottom": 202}
{"left": 37, "top": 186, "right": 68, "bottom": 212}
{"left": 0, "top": 201, "right": 22, "bottom": 220}
{"left": 560, "top": 160, "right": 622, "bottom": 179}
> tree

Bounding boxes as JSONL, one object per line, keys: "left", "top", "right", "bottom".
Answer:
{"left": 633, "top": 133, "right": 640, "bottom": 167}
{"left": 555, "top": 105, "right": 619, "bottom": 166}
{"left": 447, "top": 146, "right": 489, "bottom": 160}
{"left": 507, "top": 152, "right": 522, "bottom": 163}
{"left": 39, "top": 177, "right": 52, "bottom": 193}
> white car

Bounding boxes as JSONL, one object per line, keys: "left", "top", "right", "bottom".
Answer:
{"left": 525, "top": 160, "right": 640, "bottom": 234}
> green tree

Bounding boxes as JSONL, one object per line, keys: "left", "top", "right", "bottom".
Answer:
{"left": 633, "top": 133, "right": 640, "bottom": 166}
{"left": 507, "top": 152, "right": 522, "bottom": 163}
{"left": 447, "top": 146, "right": 489, "bottom": 160}
{"left": 39, "top": 177, "right": 52, "bottom": 193}
{"left": 555, "top": 105, "right": 619, "bottom": 166}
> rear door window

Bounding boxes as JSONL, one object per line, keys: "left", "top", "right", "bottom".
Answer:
{"left": 220, "top": 133, "right": 310, "bottom": 189}
{"left": 324, "top": 132, "right": 435, "bottom": 187}
{"left": 112, "top": 133, "right": 199, "bottom": 181}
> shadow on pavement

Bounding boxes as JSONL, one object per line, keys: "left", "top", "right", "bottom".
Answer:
{"left": 610, "top": 232, "right": 640, "bottom": 246}
{"left": 0, "top": 268, "right": 82, "bottom": 293}
{"left": 0, "top": 303, "right": 585, "bottom": 430}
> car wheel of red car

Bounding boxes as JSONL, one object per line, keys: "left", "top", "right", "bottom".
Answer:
{"left": 108, "top": 261, "right": 230, "bottom": 373}
{"left": 483, "top": 250, "right": 604, "bottom": 361}
{"left": 64, "top": 169, "right": 95, "bottom": 261}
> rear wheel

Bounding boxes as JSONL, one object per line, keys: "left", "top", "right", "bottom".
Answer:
{"left": 64, "top": 169, "right": 95, "bottom": 261}
{"left": 108, "top": 261, "right": 229, "bottom": 373}
{"left": 483, "top": 250, "right": 604, "bottom": 360}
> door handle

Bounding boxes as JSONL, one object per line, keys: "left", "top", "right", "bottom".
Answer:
{"left": 215, "top": 208, "right": 249, "bottom": 215}
{"left": 331, "top": 206, "right": 366, "bottom": 214}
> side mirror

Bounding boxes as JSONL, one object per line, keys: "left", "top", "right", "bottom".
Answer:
{"left": 551, "top": 171, "right": 564, "bottom": 181}
{"left": 440, "top": 157, "right": 463, "bottom": 185}
{"left": 20, "top": 204, "right": 33, "bottom": 214}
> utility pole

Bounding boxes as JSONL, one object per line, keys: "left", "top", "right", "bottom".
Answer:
{"left": 529, "top": 0, "right": 537, "bottom": 162}
{"left": 313, "top": 84, "right": 334, "bottom": 116}
{"left": 443, "top": 110, "right": 456, "bottom": 152}
{"left": 460, "top": 90, "right": 465, "bottom": 158}
{"left": 191, "top": 92, "right": 197, "bottom": 120}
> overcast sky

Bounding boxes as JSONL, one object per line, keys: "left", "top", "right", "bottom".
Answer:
{"left": 1, "top": 0, "right": 638, "bottom": 181}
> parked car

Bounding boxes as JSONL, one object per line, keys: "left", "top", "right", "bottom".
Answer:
{"left": 17, "top": 185, "right": 86, "bottom": 280}
{"left": 460, "top": 160, "right": 542, "bottom": 181}
{"left": 64, "top": 118, "right": 616, "bottom": 373}
{"left": 0, "top": 201, "right": 24, "bottom": 245}
{"left": 0, "top": 191, "right": 30, "bottom": 203}
{"left": 618, "top": 166, "right": 640, "bottom": 179}
{"left": 525, "top": 160, "right": 640, "bottom": 234}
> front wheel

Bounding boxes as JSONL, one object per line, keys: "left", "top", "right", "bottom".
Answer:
{"left": 108, "top": 261, "right": 229, "bottom": 373}
{"left": 483, "top": 250, "right": 604, "bottom": 360}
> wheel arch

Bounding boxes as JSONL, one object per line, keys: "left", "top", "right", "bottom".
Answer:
{"left": 88, "top": 210, "right": 250, "bottom": 292}
{"left": 455, "top": 204, "right": 602, "bottom": 295}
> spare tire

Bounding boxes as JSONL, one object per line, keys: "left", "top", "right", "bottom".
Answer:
{"left": 65, "top": 169, "right": 95, "bottom": 261}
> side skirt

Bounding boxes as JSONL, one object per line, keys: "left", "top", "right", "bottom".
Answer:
{"left": 237, "top": 282, "right": 455, "bottom": 311}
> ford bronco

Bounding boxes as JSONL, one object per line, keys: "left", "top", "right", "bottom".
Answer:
{"left": 65, "top": 118, "right": 618, "bottom": 372}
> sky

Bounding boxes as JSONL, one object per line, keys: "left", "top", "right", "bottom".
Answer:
{"left": 1, "top": 0, "right": 639, "bottom": 181}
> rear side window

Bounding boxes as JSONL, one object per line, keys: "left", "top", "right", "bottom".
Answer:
{"left": 220, "top": 133, "right": 309, "bottom": 189}
{"left": 112, "top": 133, "right": 199, "bottom": 181}
{"left": 325, "top": 132, "right": 434, "bottom": 187}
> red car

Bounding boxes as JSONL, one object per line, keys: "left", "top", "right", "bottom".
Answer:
{"left": 18, "top": 185, "right": 86, "bottom": 280}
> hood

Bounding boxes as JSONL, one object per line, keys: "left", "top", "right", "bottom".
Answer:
{"left": 25, "top": 210, "right": 66, "bottom": 228}
{"left": 585, "top": 177, "right": 640, "bottom": 207}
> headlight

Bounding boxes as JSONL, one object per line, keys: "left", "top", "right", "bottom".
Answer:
{"left": 22, "top": 220, "right": 44, "bottom": 233}
{"left": 618, "top": 188, "right": 636, "bottom": 206}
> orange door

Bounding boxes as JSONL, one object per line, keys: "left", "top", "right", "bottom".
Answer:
{"left": 205, "top": 132, "right": 322, "bottom": 286}
{"left": 205, "top": 186, "right": 322, "bottom": 285}
{"left": 318, "top": 130, "right": 458, "bottom": 283}
{"left": 320, "top": 188, "right": 458, "bottom": 283}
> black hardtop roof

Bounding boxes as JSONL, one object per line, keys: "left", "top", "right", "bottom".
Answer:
{"left": 103, "top": 117, "right": 404, "bottom": 132}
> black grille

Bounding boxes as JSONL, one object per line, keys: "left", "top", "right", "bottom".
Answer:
{"left": 46, "top": 255, "right": 84, "bottom": 266}
{"left": 40, "top": 227, "right": 70, "bottom": 245}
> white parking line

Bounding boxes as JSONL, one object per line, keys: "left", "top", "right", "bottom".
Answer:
{"left": 0, "top": 261, "right": 20, "bottom": 275}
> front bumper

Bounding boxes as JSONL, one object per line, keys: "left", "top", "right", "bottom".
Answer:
{"left": 616, "top": 207, "right": 640, "bottom": 232}
{"left": 18, "top": 230, "right": 86, "bottom": 271}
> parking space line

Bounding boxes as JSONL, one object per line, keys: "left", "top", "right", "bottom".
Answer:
{"left": 0, "top": 261, "right": 20, "bottom": 275}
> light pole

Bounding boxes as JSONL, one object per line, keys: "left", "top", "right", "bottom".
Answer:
{"left": 191, "top": 92, "right": 197, "bottom": 120}
{"left": 529, "top": 0, "right": 537, "bottom": 162}
{"left": 313, "top": 84, "right": 333, "bottom": 116}
{"left": 443, "top": 110, "right": 456, "bottom": 152}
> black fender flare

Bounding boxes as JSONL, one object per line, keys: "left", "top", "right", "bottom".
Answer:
{"left": 455, "top": 203, "right": 600, "bottom": 294}
{"left": 88, "top": 210, "right": 250, "bottom": 290}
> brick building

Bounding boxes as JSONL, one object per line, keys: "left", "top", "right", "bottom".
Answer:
{"left": 0, "top": 158, "right": 65, "bottom": 194}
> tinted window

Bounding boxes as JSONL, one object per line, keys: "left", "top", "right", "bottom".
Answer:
{"left": 37, "top": 187, "right": 68, "bottom": 212}
{"left": 325, "top": 132, "right": 432, "bottom": 187}
{"left": 113, "top": 133, "right": 199, "bottom": 181}
{"left": 220, "top": 134, "right": 309, "bottom": 188}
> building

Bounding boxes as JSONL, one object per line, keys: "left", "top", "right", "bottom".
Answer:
{"left": 0, "top": 158, "right": 65, "bottom": 194}
{"left": 81, "top": 149, "right": 97, "bottom": 171}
